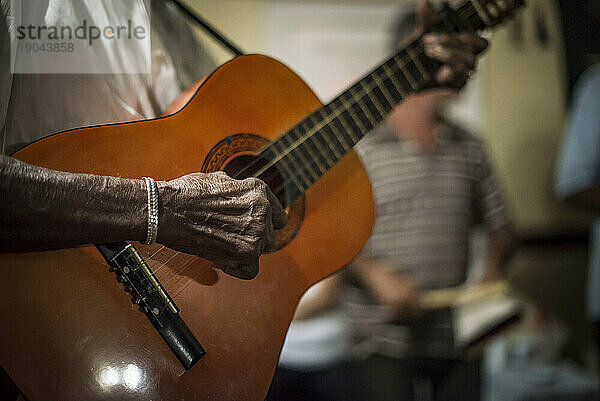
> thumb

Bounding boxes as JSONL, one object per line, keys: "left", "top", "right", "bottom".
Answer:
{"left": 238, "top": 260, "right": 260, "bottom": 280}
{"left": 416, "top": 0, "right": 435, "bottom": 34}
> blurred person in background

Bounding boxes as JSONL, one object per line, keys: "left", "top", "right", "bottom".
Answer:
{"left": 266, "top": 1, "right": 495, "bottom": 400}
{"left": 341, "top": 9, "right": 515, "bottom": 401}
{"left": 555, "top": 62, "right": 600, "bottom": 371}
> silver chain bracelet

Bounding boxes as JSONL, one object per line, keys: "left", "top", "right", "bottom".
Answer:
{"left": 142, "top": 177, "right": 159, "bottom": 245}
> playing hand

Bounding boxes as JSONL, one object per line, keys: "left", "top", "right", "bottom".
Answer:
{"left": 156, "top": 171, "right": 287, "bottom": 280}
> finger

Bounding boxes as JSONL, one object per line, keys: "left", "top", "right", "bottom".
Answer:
{"left": 425, "top": 44, "right": 474, "bottom": 72}
{"left": 263, "top": 209, "right": 277, "bottom": 253}
{"left": 416, "top": 0, "right": 435, "bottom": 33}
{"left": 424, "top": 45, "right": 475, "bottom": 88}
{"left": 425, "top": 45, "right": 477, "bottom": 69}
{"left": 458, "top": 32, "right": 488, "bottom": 54}
{"left": 419, "top": 29, "right": 487, "bottom": 87}
{"left": 238, "top": 259, "right": 260, "bottom": 280}
{"left": 265, "top": 186, "right": 287, "bottom": 230}
{"left": 436, "top": 66, "right": 468, "bottom": 88}
{"left": 210, "top": 171, "right": 231, "bottom": 179}
{"left": 424, "top": 32, "right": 486, "bottom": 50}
{"left": 423, "top": 36, "right": 473, "bottom": 61}
{"left": 424, "top": 33, "right": 488, "bottom": 61}
{"left": 220, "top": 259, "right": 259, "bottom": 280}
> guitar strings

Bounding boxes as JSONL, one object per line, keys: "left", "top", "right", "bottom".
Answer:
{"left": 239, "top": 45, "right": 428, "bottom": 185}
{"left": 227, "top": 3, "right": 477, "bottom": 186}
{"left": 247, "top": 2, "right": 478, "bottom": 196}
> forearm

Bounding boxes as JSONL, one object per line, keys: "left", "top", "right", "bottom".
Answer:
{"left": 350, "top": 255, "right": 389, "bottom": 292}
{"left": 481, "top": 224, "right": 516, "bottom": 282}
{"left": 0, "top": 155, "right": 146, "bottom": 251}
{"left": 350, "top": 255, "right": 420, "bottom": 318}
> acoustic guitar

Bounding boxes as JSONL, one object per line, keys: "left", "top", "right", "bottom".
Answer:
{"left": 0, "top": 1, "right": 523, "bottom": 400}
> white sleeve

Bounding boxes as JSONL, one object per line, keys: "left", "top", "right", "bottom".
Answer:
{"left": 0, "top": 0, "right": 15, "bottom": 154}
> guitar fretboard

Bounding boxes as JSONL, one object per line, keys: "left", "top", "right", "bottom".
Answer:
{"left": 257, "top": 1, "right": 485, "bottom": 201}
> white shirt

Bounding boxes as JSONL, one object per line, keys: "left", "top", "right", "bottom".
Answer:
{"left": 1, "top": 0, "right": 215, "bottom": 153}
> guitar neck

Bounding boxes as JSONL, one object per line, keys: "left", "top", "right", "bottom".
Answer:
{"left": 256, "top": 0, "right": 517, "bottom": 202}
{"left": 260, "top": 40, "right": 435, "bottom": 196}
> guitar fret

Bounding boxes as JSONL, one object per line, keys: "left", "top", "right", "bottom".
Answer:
{"left": 352, "top": 100, "right": 374, "bottom": 131}
{"left": 405, "top": 55, "right": 425, "bottom": 88}
{"left": 323, "top": 118, "right": 351, "bottom": 153}
{"left": 301, "top": 135, "right": 329, "bottom": 175}
{"left": 395, "top": 52, "right": 418, "bottom": 90}
{"left": 356, "top": 100, "right": 375, "bottom": 131}
{"left": 271, "top": 140, "right": 310, "bottom": 190}
{"left": 371, "top": 85, "right": 394, "bottom": 114}
{"left": 299, "top": 118, "right": 337, "bottom": 168}
{"left": 281, "top": 132, "right": 320, "bottom": 182}
{"left": 318, "top": 108, "right": 352, "bottom": 152}
{"left": 358, "top": 78, "right": 387, "bottom": 121}
{"left": 339, "top": 109, "right": 358, "bottom": 133}
{"left": 382, "top": 62, "right": 407, "bottom": 98}
{"left": 372, "top": 71, "right": 395, "bottom": 112}
{"left": 307, "top": 130, "right": 335, "bottom": 169}
{"left": 348, "top": 86, "right": 378, "bottom": 128}
{"left": 382, "top": 74, "right": 406, "bottom": 102}
{"left": 338, "top": 91, "right": 368, "bottom": 134}
{"left": 406, "top": 45, "right": 430, "bottom": 81}
{"left": 331, "top": 115, "right": 358, "bottom": 148}
{"left": 292, "top": 129, "right": 328, "bottom": 174}
{"left": 371, "top": 68, "right": 396, "bottom": 108}
{"left": 289, "top": 130, "right": 324, "bottom": 175}
{"left": 394, "top": 60, "right": 417, "bottom": 94}
{"left": 362, "top": 75, "right": 391, "bottom": 122}
{"left": 310, "top": 115, "right": 343, "bottom": 160}
{"left": 334, "top": 110, "right": 359, "bottom": 145}
{"left": 323, "top": 124, "right": 349, "bottom": 156}
{"left": 267, "top": 147, "right": 305, "bottom": 193}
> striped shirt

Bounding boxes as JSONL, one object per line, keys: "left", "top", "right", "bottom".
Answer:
{"left": 343, "top": 122, "right": 510, "bottom": 359}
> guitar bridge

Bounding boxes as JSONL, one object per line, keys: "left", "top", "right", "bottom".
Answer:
{"left": 97, "top": 242, "right": 205, "bottom": 370}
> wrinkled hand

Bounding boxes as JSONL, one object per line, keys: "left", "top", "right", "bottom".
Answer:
{"left": 416, "top": 0, "right": 489, "bottom": 88}
{"left": 156, "top": 171, "right": 287, "bottom": 280}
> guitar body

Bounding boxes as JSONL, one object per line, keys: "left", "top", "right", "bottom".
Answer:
{"left": 0, "top": 55, "right": 374, "bottom": 400}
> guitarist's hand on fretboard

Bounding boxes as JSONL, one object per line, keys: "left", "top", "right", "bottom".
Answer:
{"left": 417, "top": 0, "right": 489, "bottom": 88}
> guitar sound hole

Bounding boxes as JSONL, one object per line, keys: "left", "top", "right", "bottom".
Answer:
{"left": 203, "top": 134, "right": 305, "bottom": 251}
{"left": 223, "top": 154, "right": 289, "bottom": 209}
{"left": 222, "top": 152, "right": 305, "bottom": 251}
